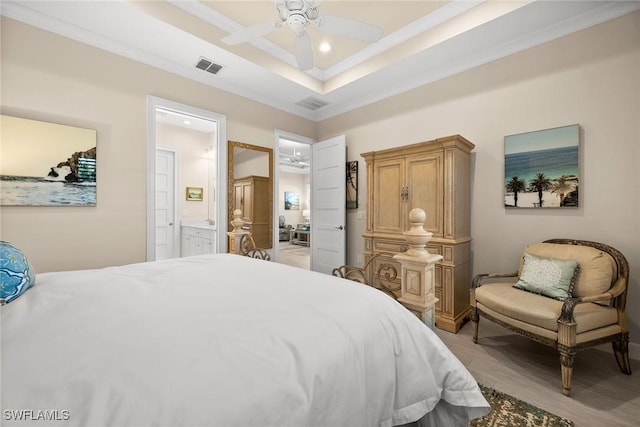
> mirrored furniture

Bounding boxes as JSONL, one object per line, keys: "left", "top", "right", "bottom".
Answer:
{"left": 227, "top": 141, "right": 273, "bottom": 250}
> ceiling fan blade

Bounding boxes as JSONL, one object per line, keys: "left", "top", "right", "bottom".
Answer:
{"left": 318, "top": 16, "right": 384, "bottom": 42}
{"left": 294, "top": 32, "right": 314, "bottom": 71}
{"left": 222, "top": 20, "right": 278, "bottom": 45}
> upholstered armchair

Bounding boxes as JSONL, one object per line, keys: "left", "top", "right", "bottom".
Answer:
{"left": 279, "top": 215, "right": 292, "bottom": 241}
{"left": 470, "top": 239, "right": 631, "bottom": 396}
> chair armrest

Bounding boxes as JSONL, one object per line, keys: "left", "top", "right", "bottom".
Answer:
{"left": 472, "top": 272, "right": 518, "bottom": 288}
{"left": 559, "top": 276, "right": 628, "bottom": 323}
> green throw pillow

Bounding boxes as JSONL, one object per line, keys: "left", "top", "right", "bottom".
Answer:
{"left": 514, "top": 253, "right": 578, "bottom": 300}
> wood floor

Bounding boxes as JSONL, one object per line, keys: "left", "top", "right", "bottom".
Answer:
{"left": 278, "top": 242, "right": 310, "bottom": 270}
{"left": 435, "top": 319, "right": 640, "bottom": 427}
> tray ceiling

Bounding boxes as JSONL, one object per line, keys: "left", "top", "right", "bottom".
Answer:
{"left": 2, "top": 1, "right": 639, "bottom": 121}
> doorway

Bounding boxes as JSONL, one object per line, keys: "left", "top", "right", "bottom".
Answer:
{"left": 147, "top": 97, "right": 227, "bottom": 261}
{"left": 274, "top": 130, "right": 314, "bottom": 269}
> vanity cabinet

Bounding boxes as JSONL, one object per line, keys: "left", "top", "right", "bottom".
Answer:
{"left": 233, "top": 175, "right": 270, "bottom": 249}
{"left": 361, "top": 135, "right": 474, "bottom": 333}
{"left": 181, "top": 226, "right": 216, "bottom": 257}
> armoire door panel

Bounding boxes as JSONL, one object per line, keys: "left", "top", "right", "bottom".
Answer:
{"left": 373, "top": 159, "right": 404, "bottom": 233}
{"left": 243, "top": 185, "right": 253, "bottom": 219}
{"left": 234, "top": 184, "right": 245, "bottom": 217}
{"left": 406, "top": 153, "right": 443, "bottom": 236}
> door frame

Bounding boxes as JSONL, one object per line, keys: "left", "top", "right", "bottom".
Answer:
{"left": 273, "top": 129, "right": 315, "bottom": 264}
{"left": 147, "top": 96, "right": 227, "bottom": 260}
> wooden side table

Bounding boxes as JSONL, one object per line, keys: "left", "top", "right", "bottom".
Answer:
{"left": 290, "top": 229, "right": 310, "bottom": 247}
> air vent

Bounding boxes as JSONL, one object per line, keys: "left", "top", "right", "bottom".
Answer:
{"left": 296, "top": 96, "right": 330, "bottom": 110}
{"left": 195, "top": 57, "right": 222, "bottom": 75}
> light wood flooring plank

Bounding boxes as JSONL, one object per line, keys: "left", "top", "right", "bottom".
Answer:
{"left": 436, "top": 320, "right": 640, "bottom": 426}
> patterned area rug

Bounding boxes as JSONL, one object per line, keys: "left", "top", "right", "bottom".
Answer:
{"left": 472, "top": 384, "right": 574, "bottom": 427}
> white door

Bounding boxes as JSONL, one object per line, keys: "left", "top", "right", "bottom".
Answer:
{"left": 311, "top": 135, "right": 346, "bottom": 274}
{"left": 155, "top": 149, "right": 177, "bottom": 260}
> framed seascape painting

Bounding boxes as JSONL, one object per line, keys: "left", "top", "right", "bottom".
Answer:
{"left": 0, "top": 115, "right": 97, "bottom": 206}
{"left": 504, "top": 124, "right": 579, "bottom": 208}
{"left": 284, "top": 191, "right": 299, "bottom": 210}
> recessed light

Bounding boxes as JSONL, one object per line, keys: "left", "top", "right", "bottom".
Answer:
{"left": 319, "top": 42, "right": 331, "bottom": 53}
{"left": 184, "top": 120, "right": 191, "bottom": 125}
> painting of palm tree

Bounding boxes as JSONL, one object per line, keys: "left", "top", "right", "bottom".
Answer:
{"left": 529, "top": 173, "right": 553, "bottom": 207}
{"left": 551, "top": 175, "right": 577, "bottom": 206}
{"left": 505, "top": 176, "right": 526, "bottom": 207}
{"left": 504, "top": 124, "right": 580, "bottom": 208}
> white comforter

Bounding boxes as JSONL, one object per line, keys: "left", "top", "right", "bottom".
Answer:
{"left": 2, "top": 254, "right": 488, "bottom": 427}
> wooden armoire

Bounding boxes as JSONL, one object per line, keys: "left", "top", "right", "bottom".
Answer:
{"left": 233, "top": 175, "right": 270, "bottom": 249}
{"left": 361, "top": 135, "right": 474, "bottom": 333}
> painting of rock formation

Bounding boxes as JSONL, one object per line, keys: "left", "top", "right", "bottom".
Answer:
{"left": 0, "top": 115, "right": 97, "bottom": 206}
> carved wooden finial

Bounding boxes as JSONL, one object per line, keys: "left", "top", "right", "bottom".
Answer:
{"left": 230, "top": 209, "right": 245, "bottom": 232}
{"left": 402, "top": 208, "right": 433, "bottom": 257}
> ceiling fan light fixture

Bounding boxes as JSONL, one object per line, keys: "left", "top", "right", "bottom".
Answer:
{"left": 226, "top": 0, "right": 380, "bottom": 71}
{"left": 287, "top": 14, "right": 308, "bottom": 36}
{"left": 319, "top": 41, "right": 331, "bottom": 53}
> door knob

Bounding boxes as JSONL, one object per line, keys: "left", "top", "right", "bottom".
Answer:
{"left": 169, "top": 222, "right": 174, "bottom": 226}
{"left": 336, "top": 225, "right": 344, "bottom": 230}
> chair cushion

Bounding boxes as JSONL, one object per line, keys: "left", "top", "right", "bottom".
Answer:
{"left": 475, "top": 282, "right": 618, "bottom": 333}
{"left": 514, "top": 253, "right": 578, "bottom": 300}
{"left": 519, "top": 243, "right": 616, "bottom": 298}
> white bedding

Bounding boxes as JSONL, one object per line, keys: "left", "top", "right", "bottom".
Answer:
{"left": 2, "top": 254, "right": 488, "bottom": 426}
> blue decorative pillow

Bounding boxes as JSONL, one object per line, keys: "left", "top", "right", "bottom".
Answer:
{"left": 0, "top": 241, "right": 36, "bottom": 304}
{"left": 514, "top": 253, "right": 578, "bottom": 300}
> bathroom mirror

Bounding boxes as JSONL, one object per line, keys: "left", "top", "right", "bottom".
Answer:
{"left": 227, "top": 140, "right": 273, "bottom": 250}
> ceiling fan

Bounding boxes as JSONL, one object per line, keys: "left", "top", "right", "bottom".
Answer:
{"left": 221, "top": 0, "right": 384, "bottom": 71}
{"left": 280, "top": 144, "right": 310, "bottom": 168}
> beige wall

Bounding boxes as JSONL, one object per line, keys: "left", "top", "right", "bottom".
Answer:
{"left": 0, "top": 17, "right": 315, "bottom": 273}
{"left": 319, "top": 12, "right": 640, "bottom": 347}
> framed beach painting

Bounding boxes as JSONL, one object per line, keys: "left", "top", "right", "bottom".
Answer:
{"left": 504, "top": 124, "right": 579, "bottom": 208}
{"left": 0, "top": 115, "right": 97, "bottom": 206}
{"left": 284, "top": 191, "right": 299, "bottom": 210}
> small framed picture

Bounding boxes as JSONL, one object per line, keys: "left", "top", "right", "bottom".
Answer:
{"left": 346, "top": 161, "right": 358, "bottom": 209}
{"left": 284, "top": 191, "right": 299, "bottom": 210}
{"left": 186, "top": 187, "right": 203, "bottom": 201}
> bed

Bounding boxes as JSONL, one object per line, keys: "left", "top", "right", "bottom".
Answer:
{"left": 2, "top": 253, "right": 489, "bottom": 426}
